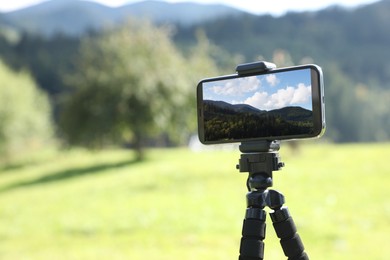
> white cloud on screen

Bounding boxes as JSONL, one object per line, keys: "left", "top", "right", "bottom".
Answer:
{"left": 212, "top": 76, "right": 261, "bottom": 96}
{"left": 291, "top": 83, "right": 312, "bottom": 104}
{"left": 243, "top": 83, "right": 311, "bottom": 110}
{"left": 265, "top": 74, "right": 280, "bottom": 86}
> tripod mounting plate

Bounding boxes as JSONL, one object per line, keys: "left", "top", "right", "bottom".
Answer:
{"left": 239, "top": 140, "right": 281, "bottom": 153}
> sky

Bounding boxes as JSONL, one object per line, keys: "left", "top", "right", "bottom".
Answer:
{"left": 202, "top": 68, "right": 312, "bottom": 111}
{"left": 0, "top": 0, "right": 380, "bottom": 15}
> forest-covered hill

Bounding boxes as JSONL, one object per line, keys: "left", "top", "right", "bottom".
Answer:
{"left": 1, "top": 0, "right": 389, "bottom": 88}
{"left": 175, "top": 0, "right": 390, "bottom": 88}
{"left": 1, "top": 0, "right": 245, "bottom": 36}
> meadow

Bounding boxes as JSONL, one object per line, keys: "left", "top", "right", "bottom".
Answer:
{"left": 0, "top": 142, "right": 389, "bottom": 259}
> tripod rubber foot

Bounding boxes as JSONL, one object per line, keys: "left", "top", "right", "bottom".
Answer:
{"left": 288, "top": 252, "right": 309, "bottom": 260}
{"left": 239, "top": 256, "right": 264, "bottom": 260}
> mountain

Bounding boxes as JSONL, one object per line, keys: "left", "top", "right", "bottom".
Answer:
{"left": 1, "top": 0, "right": 246, "bottom": 36}
{"left": 204, "top": 100, "right": 311, "bottom": 121}
{"left": 204, "top": 100, "right": 265, "bottom": 115}
{"left": 234, "top": 104, "right": 265, "bottom": 114}
{"left": 3, "top": 0, "right": 116, "bottom": 36}
{"left": 268, "top": 106, "right": 312, "bottom": 122}
{"left": 203, "top": 100, "right": 314, "bottom": 141}
{"left": 117, "top": 1, "right": 245, "bottom": 25}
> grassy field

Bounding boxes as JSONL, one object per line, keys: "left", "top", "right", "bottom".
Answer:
{"left": 0, "top": 142, "right": 389, "bottom": 259}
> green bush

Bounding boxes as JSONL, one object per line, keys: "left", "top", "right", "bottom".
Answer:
{"left": 0, "top": 60, "right": 53, "bottom": 161}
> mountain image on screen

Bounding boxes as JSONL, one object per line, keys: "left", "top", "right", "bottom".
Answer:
{"left": 203, "top": 100, "right": 314, "bottom": 141}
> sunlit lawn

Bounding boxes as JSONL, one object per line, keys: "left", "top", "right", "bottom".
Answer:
{"left": 0, "top": 142, "right": 389, "bottom": 259}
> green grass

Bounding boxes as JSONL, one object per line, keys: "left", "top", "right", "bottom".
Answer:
{"left": 0, "top": 142, "right": 389, "bottom": 259}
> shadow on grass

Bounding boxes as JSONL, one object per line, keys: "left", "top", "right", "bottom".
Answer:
{"left": 0, "top": 162, "right": 31, "bottom": 172}
{"left": 0, "top": 159, "right": 140, "bottom": 193}
{"left": 0, "top": 160, "right": 53, "bottom": 174}
{"left": 0, "top": 157, "right": 51, "bottom": 174}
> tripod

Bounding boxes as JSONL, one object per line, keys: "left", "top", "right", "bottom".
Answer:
{"left": 237, "top": 140, "right": 309, "bottom": 260}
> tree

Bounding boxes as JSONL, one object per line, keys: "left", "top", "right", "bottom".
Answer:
{"left": 0, "top": 60, "right": 53, "bottom": 162}
{"left": 60, "top": 20, "right": 218, "bottom": 160}
{"left": 323, "top": 64, "right": 367, "bottom": 142}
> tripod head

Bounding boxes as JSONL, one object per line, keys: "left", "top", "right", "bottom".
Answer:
{"left": 237, "top": 141, "right": 284, "bottom": 191}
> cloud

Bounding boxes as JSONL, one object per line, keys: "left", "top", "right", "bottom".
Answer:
{"left": 291, "top": 83, "right": 311, "bottom": 104}
{"left": 211, "top": 76, "right": 261, "bottom": 96}
{"left": 265, "top": 74, "right": 280, "bottom": 87}
{"left": 241, "top": 91, "right": 270, "bottom": 110}
{"left": 243, "top": 83, "right": 312, "bottom": 110}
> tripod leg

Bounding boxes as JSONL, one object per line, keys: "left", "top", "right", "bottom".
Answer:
{"left": 270, "top": 207, "right": 309, "bottom": 260}
{"left": 239, "top": 190, "right": 267, "bottom": 260}
{"left": 239, "top": 207, "right": 267, "bottom": 260}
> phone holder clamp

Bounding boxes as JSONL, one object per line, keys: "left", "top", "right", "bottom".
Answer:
{"left": 236, "top": 61, "right": 276, "bottom": 76}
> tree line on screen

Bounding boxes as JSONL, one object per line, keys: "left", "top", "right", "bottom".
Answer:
{"left": 0, "top": 1, "right": 389, "bottom": 161}
{"left": 203, "top": 100, "right": 314, "bottom": 141}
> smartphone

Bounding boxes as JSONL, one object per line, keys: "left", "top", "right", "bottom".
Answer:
{"left": 197, "top": 64, "right": 325, "bottom": 144}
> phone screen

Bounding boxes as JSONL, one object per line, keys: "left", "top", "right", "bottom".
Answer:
{"left": 197, "top": 65, "right": 325, "bottom": 144}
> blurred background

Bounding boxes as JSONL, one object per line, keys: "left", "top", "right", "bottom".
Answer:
{"left": 0, "top": 0, "right": 389, "bottom": 259}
